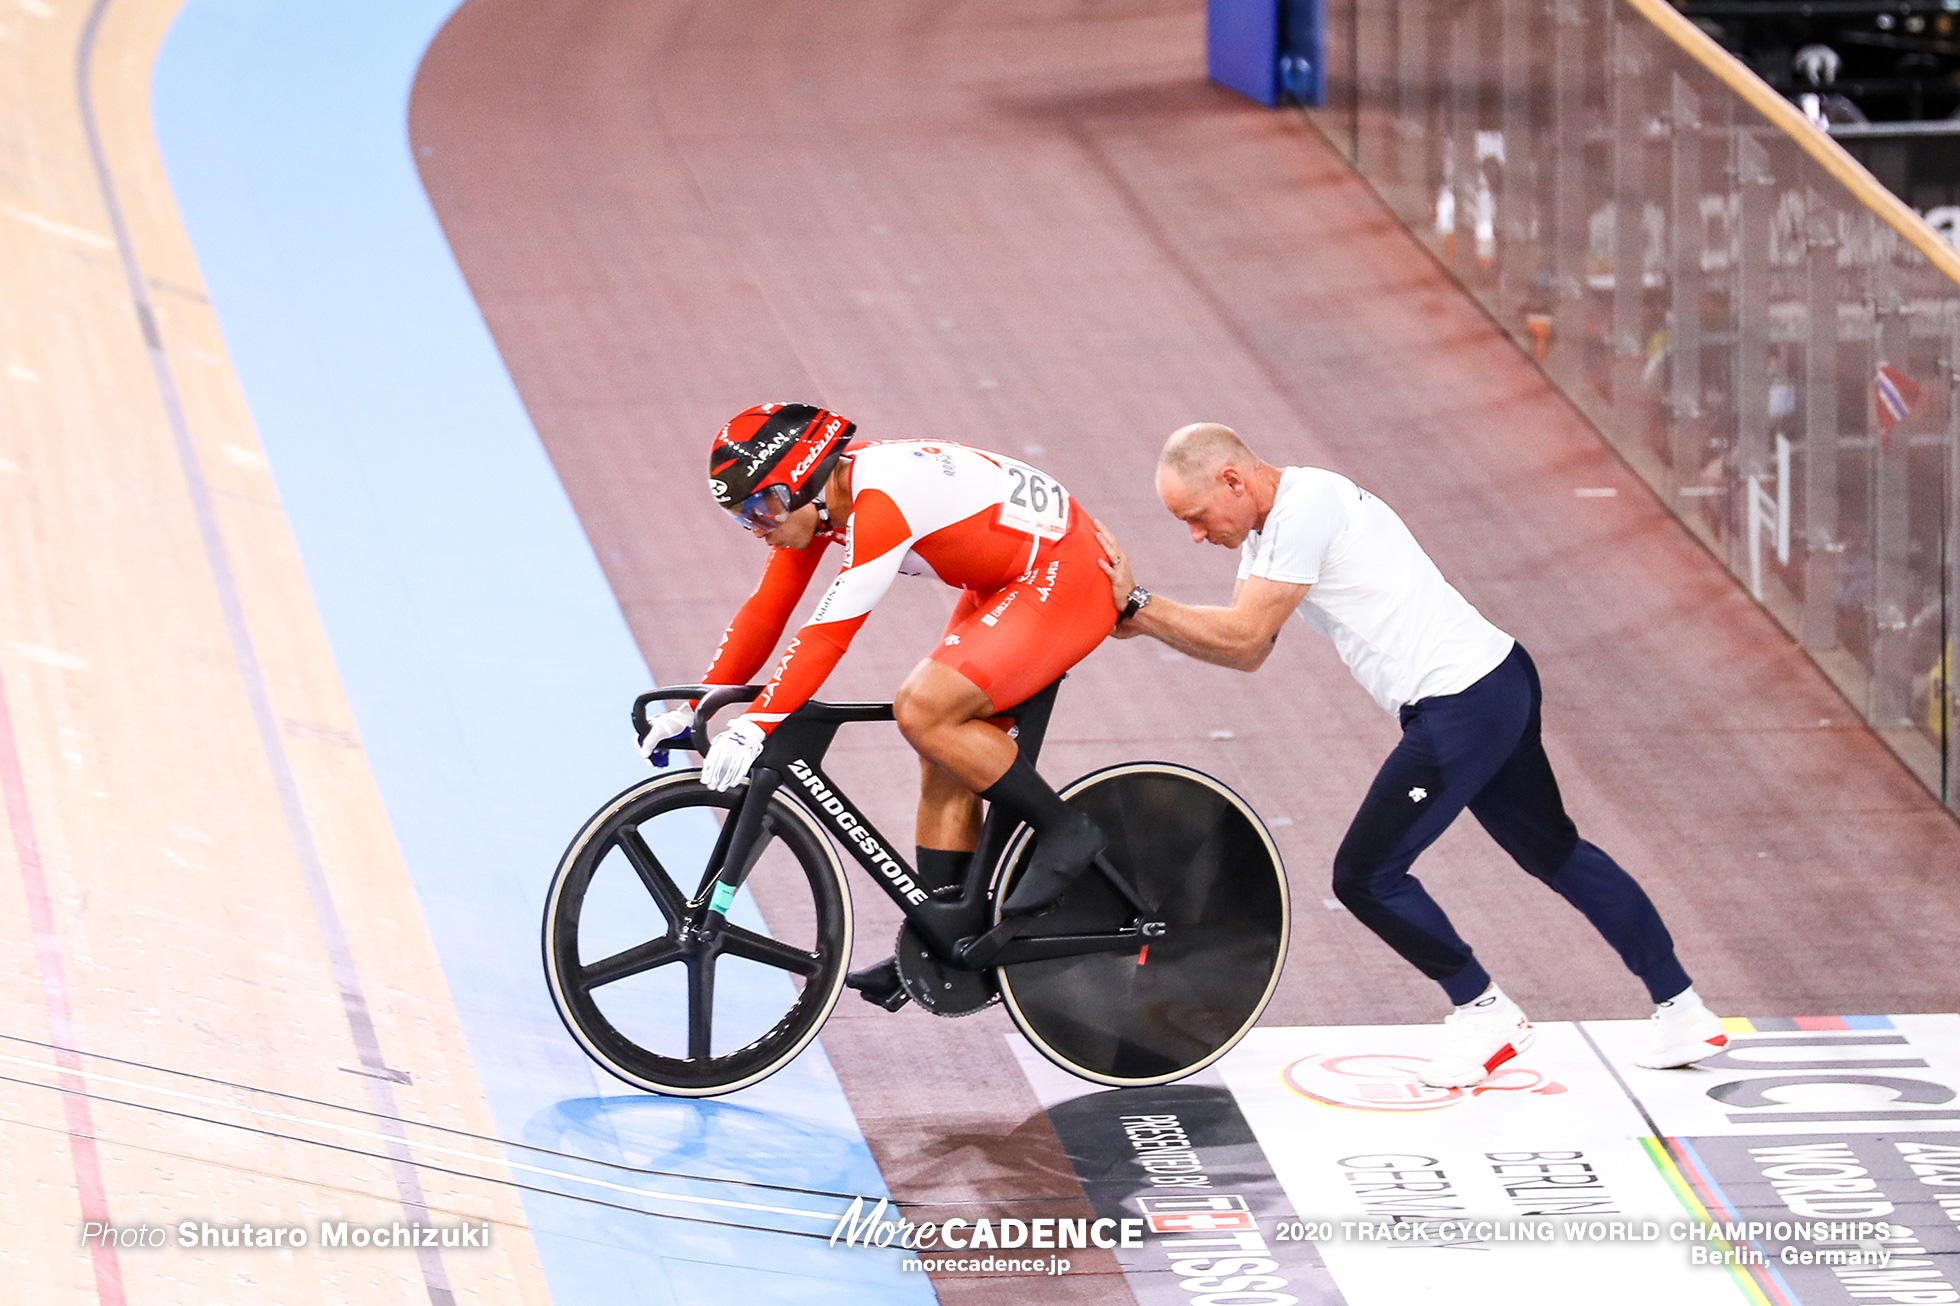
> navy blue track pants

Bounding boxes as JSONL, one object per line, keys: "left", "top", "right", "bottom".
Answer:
{"left": 1331, "top": 642, "right": 1690, "bottom": 1006}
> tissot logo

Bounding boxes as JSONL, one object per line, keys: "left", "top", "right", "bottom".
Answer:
{"left": 1138, "top": 1194, "right": 1256, "bottom": 1235}
{"left": 1038, "top": 1085, "right": 1318, "bottom": 1306}
{"left": 1143, "top": 1191, "right": 1298, "bottom": 1306}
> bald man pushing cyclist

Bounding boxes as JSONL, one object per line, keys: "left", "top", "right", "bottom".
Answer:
{"left": 1097, "top": 423, "right": 1728, "bottom": 1087}
{"left": 640, "top": 403, "right": 1119, "bottom": 1007}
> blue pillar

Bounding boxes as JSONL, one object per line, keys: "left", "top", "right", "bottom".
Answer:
{"left": 1207, "top": 0, "right": 1325, "bottom": 108}
{"left": 1207, "top": 0, "right": 1280, "bottom": 105}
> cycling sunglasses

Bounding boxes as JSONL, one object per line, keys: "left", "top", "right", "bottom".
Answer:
{"left": 732, "top": 484, "right": 795, "bottom": 533}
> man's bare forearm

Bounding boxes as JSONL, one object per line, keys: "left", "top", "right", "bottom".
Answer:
{"left": 1128, "top": 596, "right": 1275, "bottom": 671}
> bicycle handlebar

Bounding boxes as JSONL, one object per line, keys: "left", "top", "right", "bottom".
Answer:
{"left": 631, "top": 685, "right": 761, "bottom": 755}
{"left": 632, "top": 685, "right": 899, "bottom": 756}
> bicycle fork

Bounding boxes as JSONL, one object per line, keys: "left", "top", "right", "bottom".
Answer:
{"left": 662, "top": 768, "right": 785, "bottom": 1060}
{"left": 695, "top": 766, "right": 782, "bottom": 937}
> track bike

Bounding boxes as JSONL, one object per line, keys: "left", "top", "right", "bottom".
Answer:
{"left": 543, "top": 679, "right": 1288, "bottom": 1096}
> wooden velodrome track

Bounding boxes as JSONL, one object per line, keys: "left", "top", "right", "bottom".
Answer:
{"left": 1, "top": 0, "right": 1956, "bottom": 1304}
{"left": 408, "top": 0, "right": 1960, "bottom": 1300}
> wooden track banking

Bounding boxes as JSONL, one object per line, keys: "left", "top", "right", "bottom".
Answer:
{"left": 2, "top": 2, "right": 548, "bottom": 1301}
{"left": 412, "top": 0, "right": 1960, "bottom": 1300}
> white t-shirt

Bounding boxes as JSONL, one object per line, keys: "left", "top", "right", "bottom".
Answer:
{"left": 1238, "top": 467, "right": 1515, "bottom": 715}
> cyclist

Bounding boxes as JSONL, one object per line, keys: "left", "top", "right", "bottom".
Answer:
{"left": 639, "top": 403, "right": 1119, "bottom": 1003}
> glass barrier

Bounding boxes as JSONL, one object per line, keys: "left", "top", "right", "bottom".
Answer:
{"left": 1311, "top": 0, "right": 1959, "bottom": 812}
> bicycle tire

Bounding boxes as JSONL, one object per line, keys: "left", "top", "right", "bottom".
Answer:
{"left": 994, "top": 763, "right": 1288, "bottom": 1087}
{"left": 543, "top": 771, "right": 852, "bottom": 1097}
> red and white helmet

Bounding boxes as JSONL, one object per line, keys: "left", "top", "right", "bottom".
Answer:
{"left": 708, "top": 403, "right": 855, "bottom": 529}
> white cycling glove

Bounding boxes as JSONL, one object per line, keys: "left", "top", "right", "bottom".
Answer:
{"left": 701, "top": 717, "right": 767, "bottom": 791}
{"left": 637, "top": 707, "right": 696, "bottom": 763}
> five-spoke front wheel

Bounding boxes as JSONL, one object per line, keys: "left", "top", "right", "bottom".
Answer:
{"left": 543, "top": 771, "right": 852, "bottom": 1096}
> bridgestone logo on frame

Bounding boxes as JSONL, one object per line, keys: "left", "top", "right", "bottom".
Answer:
{"left": 787, "top": 759, "right": 927, "bottom": 904}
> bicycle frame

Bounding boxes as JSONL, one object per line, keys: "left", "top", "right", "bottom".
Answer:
{"left": 634, "top": 681, "right": 1161, "bottom": 969}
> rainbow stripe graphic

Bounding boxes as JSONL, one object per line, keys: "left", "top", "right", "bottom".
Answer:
{"left": 1718, "top": 1015, "right": 1896, "bottom": 1034}
{"left": 1643, "top": 1136, "right": 1799, "bottom": 1305}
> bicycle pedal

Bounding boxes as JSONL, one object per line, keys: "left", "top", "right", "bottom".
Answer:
{"left": 844, "top": 957, "right": 911, "bottom": 1012}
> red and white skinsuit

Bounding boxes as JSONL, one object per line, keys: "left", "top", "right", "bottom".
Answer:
{"left": 703, "top": 441, "right": 1118, "bottom": 728}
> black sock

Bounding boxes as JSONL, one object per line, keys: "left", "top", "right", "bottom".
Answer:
{"left": 984, "top": 757, "right": 1104, "bottom": 915}
{"left": 916, "top": 847, "right": 972, "bottom": 897}
{"left": 980, "top": 756, "right": 1079, "bottom": 834}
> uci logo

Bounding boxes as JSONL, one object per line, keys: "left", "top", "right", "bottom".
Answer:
{"left": 1697, "top": 1025, "right": 1960, "bottom": 1128}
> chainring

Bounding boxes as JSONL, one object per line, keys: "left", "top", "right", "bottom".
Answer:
{"left": 895, "top": 922, "right": 999, "bottom": 1017}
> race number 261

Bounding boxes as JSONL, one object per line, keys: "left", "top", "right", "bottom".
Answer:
{"left": 999, "top": 464, "right": 1069, "bottom": 541}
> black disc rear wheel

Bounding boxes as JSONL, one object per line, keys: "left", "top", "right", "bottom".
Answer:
{"left": 543, "top": 772, "right": 851, "bottom": 1096}
{"left": 994, "top": 763, "right": 1288, "bottom": 1086}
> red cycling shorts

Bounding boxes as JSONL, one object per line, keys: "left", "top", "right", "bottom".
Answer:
{"left": 929, "top": 515, "right": 1119, "bottom": 711}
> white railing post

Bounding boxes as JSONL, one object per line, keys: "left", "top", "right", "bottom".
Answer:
{"left": 1775, "top": 433, "right": 1791, "bottom": 565}
{"left": 1749, "top": 434, "right": 1793, "bottom": 600}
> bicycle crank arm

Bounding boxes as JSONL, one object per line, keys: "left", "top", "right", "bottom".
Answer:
{"left": 992, "top": 924, "right": 1169, "bottom": 965}
{"left": 957, "top": 918, "right": 1168, "bottom": 969}
{"left": 953, "top": 918, "right": 1022, "bottom": 969}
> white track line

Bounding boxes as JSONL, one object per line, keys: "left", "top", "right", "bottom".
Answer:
{"left": 0, "top": 1051, "right": 846, "bottom": 1223}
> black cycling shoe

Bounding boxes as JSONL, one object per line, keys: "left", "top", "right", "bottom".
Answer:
{"left": 844, "top": 956, "right": 910, "bottom": 1011}
{"left": 1001, "top": 813, "right": 1108, "bottom": 917}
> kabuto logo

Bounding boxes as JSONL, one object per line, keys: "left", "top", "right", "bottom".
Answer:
{"left": 708, "top": 477, "right": 728, "bottom": 499}
{"left": 1283, "top": 1052, "right": 1566, "bottom": 1112}
{"left": 786, "top": 421, "right": 841, "bottom": 482}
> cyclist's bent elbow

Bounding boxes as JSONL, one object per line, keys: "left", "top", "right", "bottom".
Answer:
{"left": 1227, "top": 621, "right": 1281, "bottom": 672}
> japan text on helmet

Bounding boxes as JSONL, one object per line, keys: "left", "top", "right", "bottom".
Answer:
{"left": 708, "top": 403, "right": 856, "bottom": 518}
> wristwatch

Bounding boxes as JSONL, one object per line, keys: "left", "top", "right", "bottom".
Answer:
{"left": 1120, "top": 585, "right": 1152, "bottom": 623}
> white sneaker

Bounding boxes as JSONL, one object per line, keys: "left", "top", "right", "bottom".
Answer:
{"left": 1420, "top": 987, "right": 1535, "bottom": 1088}
{"left": 1636, "top": 989, "right": 1728, "bottom": 1068}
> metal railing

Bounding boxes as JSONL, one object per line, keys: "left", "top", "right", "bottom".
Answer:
{"left": 1309, "top": 0, "right": 1960, "bottom": 812}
